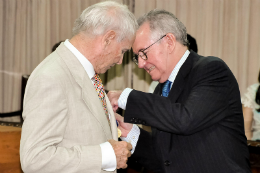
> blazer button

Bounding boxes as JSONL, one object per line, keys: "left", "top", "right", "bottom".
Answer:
{"left": 131, "top": 118, "right": 135, "bottom": 122}
{"left": 164, "top": 160, "right": 170, "bottom": 166}
{"left": 143, "top": 121, "right": 146, "bottom": 125}
{"left": 134, "top": 119, "right": 138, "bottom": 123}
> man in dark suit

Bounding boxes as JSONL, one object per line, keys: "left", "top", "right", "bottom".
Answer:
{"left": 108, "top": 9, "right": 250, "bottom": 173}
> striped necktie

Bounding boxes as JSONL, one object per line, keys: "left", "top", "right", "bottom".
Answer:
{"left": 162, "top": 80, "right": 172, "bottom": 97}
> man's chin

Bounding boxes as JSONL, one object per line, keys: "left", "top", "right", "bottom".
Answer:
{"left": 98, "top": 69, "right": 107, "bottom": 74}
{"left": 149, "top": 70, "right": 159, "bottom": 79}
{"left": 151, "top": 75, "right": 160, "bottom": 82}
{"left": 151, "top": 75, "right": 165, "bottom": 83}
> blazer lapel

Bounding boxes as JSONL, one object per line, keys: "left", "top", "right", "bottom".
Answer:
{"left": 154, "top": 82, "right": 163, "bottom": 95}
{"left": 169, "top": 75, "right": 185, "bottom": 102}
{"left": 106, "top": 94, "right": 118, "bottom": 141}
{"left": 168, "top": 51, "right": 194, "bottom": 102}
{"left": 81, "top": 75, "right": 113, "bottom": 140}
{"left": 56, "top": 43, "right": 112, "bottom": 140}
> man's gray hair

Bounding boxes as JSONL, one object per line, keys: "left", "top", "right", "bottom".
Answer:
{"left": 138, "top": 9, "right": 189, "bottom": 46}
{"left": 72, "top": 1, "right": 138, "bottom": 42}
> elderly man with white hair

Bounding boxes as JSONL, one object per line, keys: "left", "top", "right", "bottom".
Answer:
{"left": 20, "top": 1, "right": 137, "bottom": 173}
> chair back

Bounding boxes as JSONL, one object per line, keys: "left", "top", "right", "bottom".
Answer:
{"left": 0, "top": 74, "right": 30, "bottom": 123}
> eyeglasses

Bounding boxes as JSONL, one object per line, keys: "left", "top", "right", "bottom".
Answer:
{"left": 132, "top": 35, "right": 166, "bottom": 65}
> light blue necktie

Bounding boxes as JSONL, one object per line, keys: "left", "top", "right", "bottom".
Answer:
{"left": 162, "top": 80, "right": 172, "bottom": 97}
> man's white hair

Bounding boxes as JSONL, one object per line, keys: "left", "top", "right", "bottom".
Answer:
{"left": 138, "top": 9, "right": 189, "bottom": 46}
{"left": 72, "top": 1, "right": 138, "bottom": 42}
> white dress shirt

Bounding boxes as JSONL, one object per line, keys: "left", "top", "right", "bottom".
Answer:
{"left": 64, "top": 39, "right": 116, "bottom": 171}
{"left": 118, "top": 50, "right": 190, "bottom": 152}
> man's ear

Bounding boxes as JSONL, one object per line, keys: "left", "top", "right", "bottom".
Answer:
{"left": 103, "top": 30, "right": 116, "bottom": 46}
{"left": 165, "top": 33, "right": 176, "bottom": 53}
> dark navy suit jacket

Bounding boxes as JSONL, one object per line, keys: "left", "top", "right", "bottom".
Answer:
{"left": 124, "top": 51, "right": 251, "bottom": 173}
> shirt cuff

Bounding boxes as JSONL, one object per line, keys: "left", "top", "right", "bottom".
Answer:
{"left": 120, "top": 124, "right": 140, "bottom": 154}
{"left": 118, "top": 88, "right": 133, "bottom": 110}
{"left": 100, "top": 142, "right": 116, "bottom": 171}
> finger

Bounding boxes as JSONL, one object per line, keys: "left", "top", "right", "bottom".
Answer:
{"left": 107, "top": 91, "right": 114, "bottom": 99}
{"left": 122, "top": 163, "right": 128, "bottom": 169}
{"left": 127, "top": 150, "right": 131, "bottom": 157}
{"left": 113, "top": 105, "right": 119, "bottom": 111}
{"left": 127, "top": 142, "right": 132, "bottom": 150}
{"left": 113, "top": 107, "right": 118, "bottom": 113}
{"left": 117, "top": 163, "right": 125, "bottom": 170}
{"left": 115, "top": 113, "right": 123, "bottom": 122}
{"left": 127, "top": 151, "right": 132, "bottom": 157}
{"left": 118, "top": 160, "right": 127, "bottom": 169}
{"left": 117, "top": 160, "right": 125, "bottom": 169}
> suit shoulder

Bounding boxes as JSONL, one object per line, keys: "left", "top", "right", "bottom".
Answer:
{"left": 189, "top": 55, "right": 233, "bottom": 84}
{"left": 196, "top": 55, "right": 224, "bottom": 64}
{"left": 193, "top": 55, "right": 228, "bottom": 71}
{"left": 32, "top": 52, "right": 67, "bottom": 76}
{"left": 28, "top": 53, "right": 69, "bottom": 90}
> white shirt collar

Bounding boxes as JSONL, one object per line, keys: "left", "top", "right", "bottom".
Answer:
{"left": 64, "top": 39, "right": 95, "bottom": 80}
{"left": 168, "top": 50, "right": 190, "bottom": 84}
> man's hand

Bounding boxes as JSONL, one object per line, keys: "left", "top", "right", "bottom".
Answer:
{"left": 115, "top": 113, "right": 133, "bottom": 137}
{"left": 107, "top": 90, "right": 123, "bottom": 112}
{"left": 108, "top": 139, "right": 132, "bottom": 169}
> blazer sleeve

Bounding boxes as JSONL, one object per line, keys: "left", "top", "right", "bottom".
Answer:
{"left": 20, "top": 74, "right": 102, "bottom": 173}
{"left": 124, "top": 59, "right": 234, "bottom": 135}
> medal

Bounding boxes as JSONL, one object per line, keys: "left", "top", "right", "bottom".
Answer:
{"left": 117, "top": 128, "right": 122, "bottom": 138}
{"left": 116, "top": 120, "right": 122, "bottom": 138}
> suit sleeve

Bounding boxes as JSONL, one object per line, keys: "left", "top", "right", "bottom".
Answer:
{"left": 20, "top": 74, "right": 102, "bottom": 173}
{"left": 125, "top": 60, "right": 231, "bottom": 135}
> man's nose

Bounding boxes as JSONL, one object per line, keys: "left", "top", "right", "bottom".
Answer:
{"left": 138, "top": 57, "right": 146, "bottom": 68}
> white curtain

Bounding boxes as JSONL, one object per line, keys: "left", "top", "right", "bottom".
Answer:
{"left": 1, "top": 0, "right": 260, "bottom": 122}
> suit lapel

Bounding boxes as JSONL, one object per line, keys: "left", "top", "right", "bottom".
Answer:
{"left": 106, "top": 94, "right": 118, "bottom": 141}
{"left": 56, "top": 43, "right": 112, "bottom": 140}
{"left": 81, "top": 75, "right": 113, "bottom": 140}
{"left": 168, "top": 51, "right": 195, "bottom": 102}
{"left": 154, "top": 82, "right": 163, "bottom": 95}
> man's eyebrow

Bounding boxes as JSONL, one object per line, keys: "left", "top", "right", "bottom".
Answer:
{"left": 131, "top": 47, "right": 144, "bottom": 54}
{"left": 132, "top": 49, "right": 143, "bottom": 55}
{"left": 137, "top": 48, "right": 145, "bottom": 53}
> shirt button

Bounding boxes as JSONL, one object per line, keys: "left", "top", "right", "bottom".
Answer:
{"left": 132, "top": 136, "right": 135, "bottom": 139}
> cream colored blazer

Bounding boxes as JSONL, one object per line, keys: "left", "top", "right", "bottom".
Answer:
{"left": 20, "top": 43, "right": 118, "bottom": 173}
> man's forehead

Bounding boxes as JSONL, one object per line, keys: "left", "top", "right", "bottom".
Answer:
{"left": 122, "top": 38, "right": 134, "bottom": 50}
{"left": 136, "top": 23, "right": 150, "bottom": 38}
{"left": 133, "top": 23, "right": 151, "bottom": 50}
{"left": 133, "top": 32, "right": 151, "bottom": 52}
